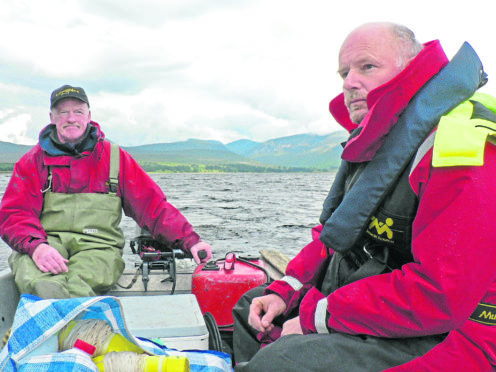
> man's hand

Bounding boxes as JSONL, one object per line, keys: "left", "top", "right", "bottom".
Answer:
{"left": 281, "top": 316, "right": 303, "bottom": 336}
{"left": 190, "top": 241, "right": 212, "bottom": 264}
{"left": 248, "top": 294, "right": 287, "bottom": 333}
{"left": 32, "top": 243, "right": 69, "bottom": 274}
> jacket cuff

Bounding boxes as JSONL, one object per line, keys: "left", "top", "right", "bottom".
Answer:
{"left": 25, "top": 238, "right": 48, "bottom": 257}
{"left": 264, "top": 280, "right": 295, "bottom": 310}
{"left": 299, "top": 287, "right": 328, "bottom": 334}
{"left": 180, "top": 232, "right": 201, "bottom": 252}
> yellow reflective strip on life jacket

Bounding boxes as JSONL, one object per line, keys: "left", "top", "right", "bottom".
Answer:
{"left": 433, "top": 117, "right": 490, "bottom": 167}
{"left": 433, "top": 100, "right": 496, "bottom": 167}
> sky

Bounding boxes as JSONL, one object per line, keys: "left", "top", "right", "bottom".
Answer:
{"left": 0, "top": 0, "right": 495, "bottom": 146}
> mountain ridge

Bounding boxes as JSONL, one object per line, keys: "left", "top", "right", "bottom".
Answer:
{"left": 0, "top": 131, "right": 347, "bottom": 172}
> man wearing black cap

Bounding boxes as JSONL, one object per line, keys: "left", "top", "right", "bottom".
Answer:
{"left": 49, "top": 85, "right": 92, "bottom": 147}
{"left": 0, "top": 84, "right": 213, "bottom": 298}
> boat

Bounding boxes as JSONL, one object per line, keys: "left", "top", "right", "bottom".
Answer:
{"left": 0, "top": 226, "right": 290, "bottom": 370}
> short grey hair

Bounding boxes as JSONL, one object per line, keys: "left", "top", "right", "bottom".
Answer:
{"left": 389, "top": 23, "right": 424, "bottom": 68}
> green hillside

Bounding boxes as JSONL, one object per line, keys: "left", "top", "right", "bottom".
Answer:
{"left": 0, "top": 132, "right": 347, "bottom": 172}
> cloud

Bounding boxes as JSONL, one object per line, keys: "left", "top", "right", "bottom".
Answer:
{"left": 80, "top": 0, "right": 254, "bottom": 26}
{"left": 0, "top": 0, "right": 494, "bottom": 146}
{"left": 0, "top": 111, "right": 37, "bottom": 145}
{"left": 91, "top": 87, "right": 316, "bottom": 145}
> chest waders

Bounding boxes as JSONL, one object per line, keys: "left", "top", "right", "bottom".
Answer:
{"left": 9, "top": 143, "right": 126, "bottom": 298}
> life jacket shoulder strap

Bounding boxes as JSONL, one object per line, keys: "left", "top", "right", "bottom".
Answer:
{"left": 410, "top": 132, "right": 436, "bottom": 175}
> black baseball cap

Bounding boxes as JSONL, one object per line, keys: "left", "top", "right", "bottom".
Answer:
{"left": 50, "top": 85, "right": 90, "bottom": 109}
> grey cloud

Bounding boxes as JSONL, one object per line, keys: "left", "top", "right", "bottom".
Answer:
{"left": 82, "top": 61, "right": 192, "bottom": 95}
{"left": 79, "top": 0, "right": 255, "bottom": 27}
{"left": 92, "top": 100, "right": 174, "bottom": 145}
{"left": 194, "top": 80, "right": 321, "bottom": 128}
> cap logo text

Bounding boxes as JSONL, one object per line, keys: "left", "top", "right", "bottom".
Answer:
{"left": 56, "top": 88, "right": 80, "bottom": 97}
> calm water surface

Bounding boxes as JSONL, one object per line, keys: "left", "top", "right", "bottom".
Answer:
{"left": 0, "top": 172, "right": 335, "bottom": 271}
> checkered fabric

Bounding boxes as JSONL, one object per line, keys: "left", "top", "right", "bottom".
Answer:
{"left": 0, "top": 294, "right": 232, "bottom": 371}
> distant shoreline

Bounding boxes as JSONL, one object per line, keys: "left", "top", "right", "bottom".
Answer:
{"left": 0, "top": 169, "right": 336, "bottom": 174}
{"left": 0, "top": 163, "right": 337, "bottom": 174}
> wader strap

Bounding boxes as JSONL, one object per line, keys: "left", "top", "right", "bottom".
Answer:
{"left": 108, "top": 143, "right": 120, "bottom": 194}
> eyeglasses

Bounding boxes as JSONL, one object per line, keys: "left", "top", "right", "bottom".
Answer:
{"left": 55, "top": 109, "right": 88, "bottom": 118}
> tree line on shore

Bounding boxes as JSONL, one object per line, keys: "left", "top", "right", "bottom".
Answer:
{"left": 0, "top": 161, "right": 325, "bottom": 173}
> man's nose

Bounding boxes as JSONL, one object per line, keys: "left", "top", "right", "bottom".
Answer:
{"left": 67, "top": 111, "right": 77, "bottom": 121}
{"left": 343, "top": 69, "right": 361, "bottom": 91}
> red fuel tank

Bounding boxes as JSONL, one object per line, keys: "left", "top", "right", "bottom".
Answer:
{"left": 192, "top": 253, "right": 268, "bottom": 329}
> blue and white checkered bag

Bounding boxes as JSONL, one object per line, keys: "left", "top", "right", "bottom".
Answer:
{"left": 0, "top": 294, "right": 232, "bottom": 372}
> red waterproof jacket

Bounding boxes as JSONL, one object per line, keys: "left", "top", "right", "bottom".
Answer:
{"left": 265, "top": 42, "right": 496, "bottom": 370}
{"left": 0, "top": 122, "right": 201, "bottom": 256}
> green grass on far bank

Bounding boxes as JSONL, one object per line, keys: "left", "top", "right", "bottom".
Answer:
{"left": 0, "top": 161, "right": 335, "bottom": 174}
{"left": 137, "top": 161, "right": 329, "bottom": 173}
{"left": 0, "top": 164, "right": 14, "bottom": 172}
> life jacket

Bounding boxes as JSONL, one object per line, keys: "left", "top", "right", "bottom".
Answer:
{"left": 319, "top": 157, "right": 419, "bottom": 294}
{"left": 320, "top": 94, "right": 496, "bottom": 295}
{"left": 319, "top": 42, "right": 486, "bottom": 256}
{"left": 318, "top": 43, "right": 489, "bottom": 294}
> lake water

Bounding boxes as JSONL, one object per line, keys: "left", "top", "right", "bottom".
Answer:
{"left": 0, "top": 172, "right": 335, "bottom": 272}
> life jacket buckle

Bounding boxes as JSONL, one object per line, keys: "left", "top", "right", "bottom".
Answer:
{"left": 363, "top": 244, "right": 393, "bottom": 272}
{"left": 362, "top": 245, "right": 374, "bottom": 260}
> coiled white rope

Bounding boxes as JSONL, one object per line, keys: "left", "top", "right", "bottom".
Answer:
{"left": 59, "top": 319, "right": 113, "bottom": 356}
{"left": 101, "top": 351, "right": 145, "bottom": 372}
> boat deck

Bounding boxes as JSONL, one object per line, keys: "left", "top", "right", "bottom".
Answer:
{"left": 110, "top": 249, "right": 288, "bottom": 296}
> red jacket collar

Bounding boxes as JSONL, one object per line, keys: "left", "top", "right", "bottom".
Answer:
{"left": 329, "top": 40, "right": 449, "bottom": 162}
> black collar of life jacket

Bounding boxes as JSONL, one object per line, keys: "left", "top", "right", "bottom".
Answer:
{"left": 319, "top": 42, "right": 486, "bottom": 254}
